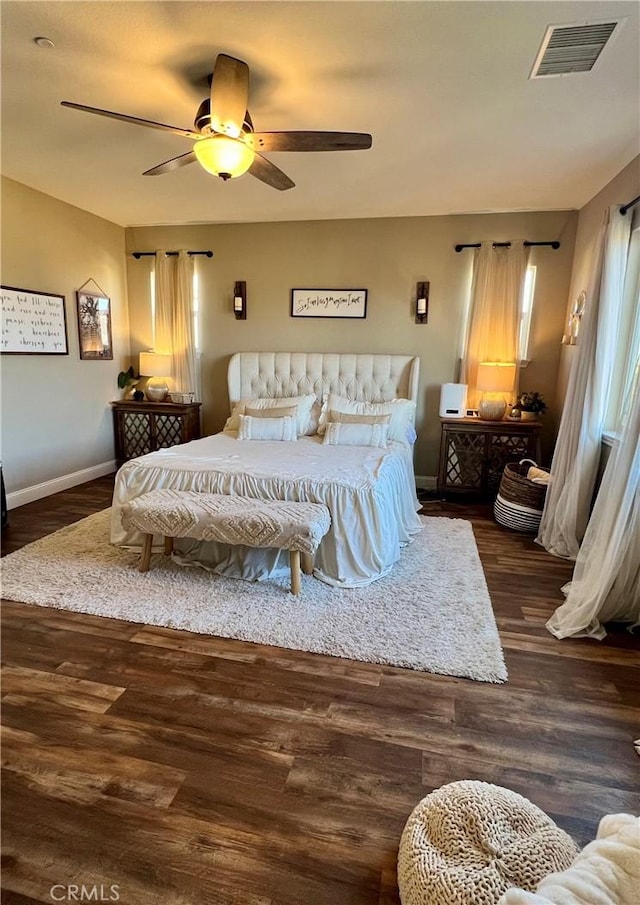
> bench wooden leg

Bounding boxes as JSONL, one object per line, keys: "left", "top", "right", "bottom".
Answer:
{"left": 139, "top": 534, "right": 153, "bottom": 572}
{"left": 164, "top": 536, "right": 174, "bottom": 556}
{"left": 301, "top": 552, "right": 314, "bottom": 575}
{"left": 290, "top": 550, "right": 301, "bottom": 595}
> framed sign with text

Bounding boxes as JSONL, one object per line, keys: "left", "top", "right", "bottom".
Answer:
{"left": 1, "top": 285, "right": 68, "bottom": 354}
{"left": 291, "top": 288, "right": 367, "bottom": 319}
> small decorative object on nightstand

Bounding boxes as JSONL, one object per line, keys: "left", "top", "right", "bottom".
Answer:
{"left": 514, "top": 391, "right": 547, "bottom": 422}
{"left": 117, "top": 366, "right": 139, "bottom": 399}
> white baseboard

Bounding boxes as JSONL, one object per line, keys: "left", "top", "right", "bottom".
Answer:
{"left": 415, "top": 474, "right": 438, "bottom": 490}
{"left": 6, "top": 460, "right": 116, "bottom": 510}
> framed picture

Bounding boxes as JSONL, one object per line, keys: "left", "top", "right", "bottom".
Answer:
{"left": 76, "top": 290, "right": 113, "bottom": 360}
{"left": 291, "top": 288, "right": 367, "bottom": 319}
{"left": 1, "top": 285, "right": 68, "bottom": 354}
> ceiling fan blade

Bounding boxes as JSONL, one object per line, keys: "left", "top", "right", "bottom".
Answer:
{"left": 143, "top": 151, "right": 197, "bottom": 176}
{"left": 210, "top": 54, "right": 249, "bottom": 138}
{"left": 60, "top": 101, "right": 200, "bottom": 140}
{"left": 247, "top": 131, "right": 373, "bottom": 152}
{"left": 248, "top": 154, "right": 295, "bottom": 191}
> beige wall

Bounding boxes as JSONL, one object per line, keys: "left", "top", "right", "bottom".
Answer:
{"left": 557, "top": 155, "right": 640, "bottom": 404}
{"left": 127, "top": 209, "right": 576, "bottom": 475}
{"left": 0, "top": 177, "right": 129, "bottom": 494}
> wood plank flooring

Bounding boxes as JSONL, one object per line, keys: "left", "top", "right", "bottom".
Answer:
{"left": 1, "top": 477, "right": 638, "bottom": 904}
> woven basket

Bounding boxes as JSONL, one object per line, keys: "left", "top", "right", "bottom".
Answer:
{"left": 494, "top": 459, "right": 549, "bottom": 533}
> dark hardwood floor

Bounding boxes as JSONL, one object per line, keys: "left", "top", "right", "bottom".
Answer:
{"left": 1, "top": 477, "right": 638, "bottom": 905}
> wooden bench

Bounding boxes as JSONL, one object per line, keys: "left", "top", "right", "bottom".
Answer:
{"left": 121, "top": 489, "right": 331, "bottom": 595}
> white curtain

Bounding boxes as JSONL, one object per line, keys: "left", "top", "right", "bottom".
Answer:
{"left": 154, "top": 250, "right": 201, "bottom": 400}
{"left": 536, "top": 207, "right": 632, "bottom": 558}
{"left": 461, "top": 243, "right": 530, "bottom": 408}
{"left": 546, "top": 372, "right": 640, "bottom": 639}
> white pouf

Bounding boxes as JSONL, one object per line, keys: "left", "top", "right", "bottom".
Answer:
{"left": 398, "top": 781, "right": 579, "bottom": 905}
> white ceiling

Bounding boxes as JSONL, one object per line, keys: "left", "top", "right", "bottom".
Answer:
{"left": 1, "top": 1, "right": 638, "bottom": 227}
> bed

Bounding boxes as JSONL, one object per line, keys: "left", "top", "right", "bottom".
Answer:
{"left": 110, "top": 351, "right": 423, "bottom": 587}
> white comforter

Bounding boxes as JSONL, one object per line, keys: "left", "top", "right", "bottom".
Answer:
{"left": 497, "top": 814, "right": 640, "bottom": 905}
{"left": 110, "top": 432, "right": 422, "bottom": 587}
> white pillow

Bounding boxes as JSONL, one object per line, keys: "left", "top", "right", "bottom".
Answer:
{"left": 328, "top": 410, "right": 391, "bottom": 426}
{"left": 237, "top": 414, "right": 297, "bottom": 442}
{"left": 225, "top": 394, "right": 316, "bottom": 436}
{"left": 245, "top": 404, "right": 297, "bottom": 419}
{"left": 322, "top": 420, "right": 389, "bottom": 448}
{"left": 497, "top": 814, "right": 640, "bottom": 905}
{"left": 318, "top": 394, "right": 416, "bottom": 444}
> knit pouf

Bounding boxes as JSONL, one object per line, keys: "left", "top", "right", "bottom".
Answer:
{"left": 397, "top": 781, "right": 579, "bottom": 905}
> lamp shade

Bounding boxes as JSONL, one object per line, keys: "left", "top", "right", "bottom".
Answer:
{"left": 139, "top": 351, "right": 172, "bottom": 378}
{"left": 194, "top": 135, "right": 254, "bottom": 179}
{"left": 476, "top": 362, "right": 516, "bottom": 393}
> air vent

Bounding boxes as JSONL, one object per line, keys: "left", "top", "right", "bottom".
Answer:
{"left": 530, "top": 19, "right": 624, "bottom": 78}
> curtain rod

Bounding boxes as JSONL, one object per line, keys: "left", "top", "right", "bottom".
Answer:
{"left": 454, "top": 240, "right": 560, "bottom": 253}
{"left": 131, "top": 250, "right": 213, "bottom": 259}
{"left": 620, "top": 194, "right": 640, "bottom": 216}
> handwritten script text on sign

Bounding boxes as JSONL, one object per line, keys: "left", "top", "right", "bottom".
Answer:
{"left": 292, "top": 289, "right": 366, "bottom": 318}
{"left": 1, "top": 287, "right": 67, "bottom": 353}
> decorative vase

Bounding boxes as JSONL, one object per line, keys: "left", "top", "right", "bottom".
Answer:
{"left": 520, "top": 410, "right": 538, "bottom": 421}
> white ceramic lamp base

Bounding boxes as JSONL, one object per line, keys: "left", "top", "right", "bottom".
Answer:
{"left": 479, "top": 396, "right": 507, "bottom": 421}
{"left": 146, "top": 380, "right": 169, "bottom": 402}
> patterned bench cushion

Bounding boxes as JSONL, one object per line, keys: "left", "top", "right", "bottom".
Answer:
{"left": 121, "top": 489, "right": 331, "bottom": 555}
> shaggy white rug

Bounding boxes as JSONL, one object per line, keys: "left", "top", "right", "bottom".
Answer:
{"left": 1, "top": 510, "right": 507, "bottom": 683}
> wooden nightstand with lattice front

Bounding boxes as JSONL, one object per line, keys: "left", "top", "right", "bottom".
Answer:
{"left": 111, "top": 400, "right": 201, "bottom": 468}
{"left": 438, "top": 417, "right": 542, "bottom": 497}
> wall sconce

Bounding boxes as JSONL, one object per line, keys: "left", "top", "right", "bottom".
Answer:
{"left": 561, "top": 290, "right": 585, "bottom": 345}
{"left": 234, "top": 281, "right": 247, "bottom": 320}
{"left": 415, "top": 281, "right": 429, "bottom": 324}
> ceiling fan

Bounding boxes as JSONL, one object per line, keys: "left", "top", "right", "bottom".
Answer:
{"left": 61, "top": 53, "right": 373, "bottom": 191}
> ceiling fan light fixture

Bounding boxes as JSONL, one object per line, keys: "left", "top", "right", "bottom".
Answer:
{"left": 194, "top": 134, "right": 254, "bottom": 180}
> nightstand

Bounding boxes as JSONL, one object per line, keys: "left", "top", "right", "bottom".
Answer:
{"left": 111, "top": 400, "right": 201, "bottom": 467}
{"left": 438, "top": 417, "right": 542, "bottom": 497}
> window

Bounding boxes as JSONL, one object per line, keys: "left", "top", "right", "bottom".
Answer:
{"left": 192, "top": 269, "right": 201, "bottom": 354}
{"left": 148, "top": 267, "right": 200, "bottom": 353}
{"left": 518, "top": 265, "right": 537, "bottom": 364}
{"left": 149, "top": 270, "right": 156, "bottom": 349}
{"left": 605, "top": 225, "right": 640, "bottom": 433}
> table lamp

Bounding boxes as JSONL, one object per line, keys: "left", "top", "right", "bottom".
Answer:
{"left": 139, "top": 351, "right": 172, "bottom": 402}
{"left": 476, "top": 362, "right": 516, "bottom": 421}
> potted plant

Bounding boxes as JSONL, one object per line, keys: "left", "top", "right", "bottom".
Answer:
{"left": 117, "top": 366, "right": 141, "bottom": 400}
{"left": 516, "top": 391, "right": 547, "bottom": 421}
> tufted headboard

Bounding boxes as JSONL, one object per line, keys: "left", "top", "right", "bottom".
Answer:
{"left": 227, "top": 352, "right": 420, "bottom": 415}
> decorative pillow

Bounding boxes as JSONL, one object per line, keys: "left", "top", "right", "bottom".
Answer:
{"left": 318, "top": 394, "right": 416, "bottom": 444}
{"left": 497, "top": 813, "right": 640, "bottom": 905}
{"left": 245, "top": 404, "right": 297, "bottom": 419}
{"left": 237, "top": 414, "right": 297, "bottom": 442}
{"left": 308, "top": 399, "right": 322, "bottom": 435}
{"left": 322, "top": 420, "right": 389, "bottom": 448}
{"left": 225, "top": 394, "right": 316, "bottom": 436}
{"left": 328, "top": 410, "right": 391, "bottom": 426}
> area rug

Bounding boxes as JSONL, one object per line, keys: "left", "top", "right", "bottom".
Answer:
{"left": 1, "top": 510, "right": 507, "bottom": 683}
